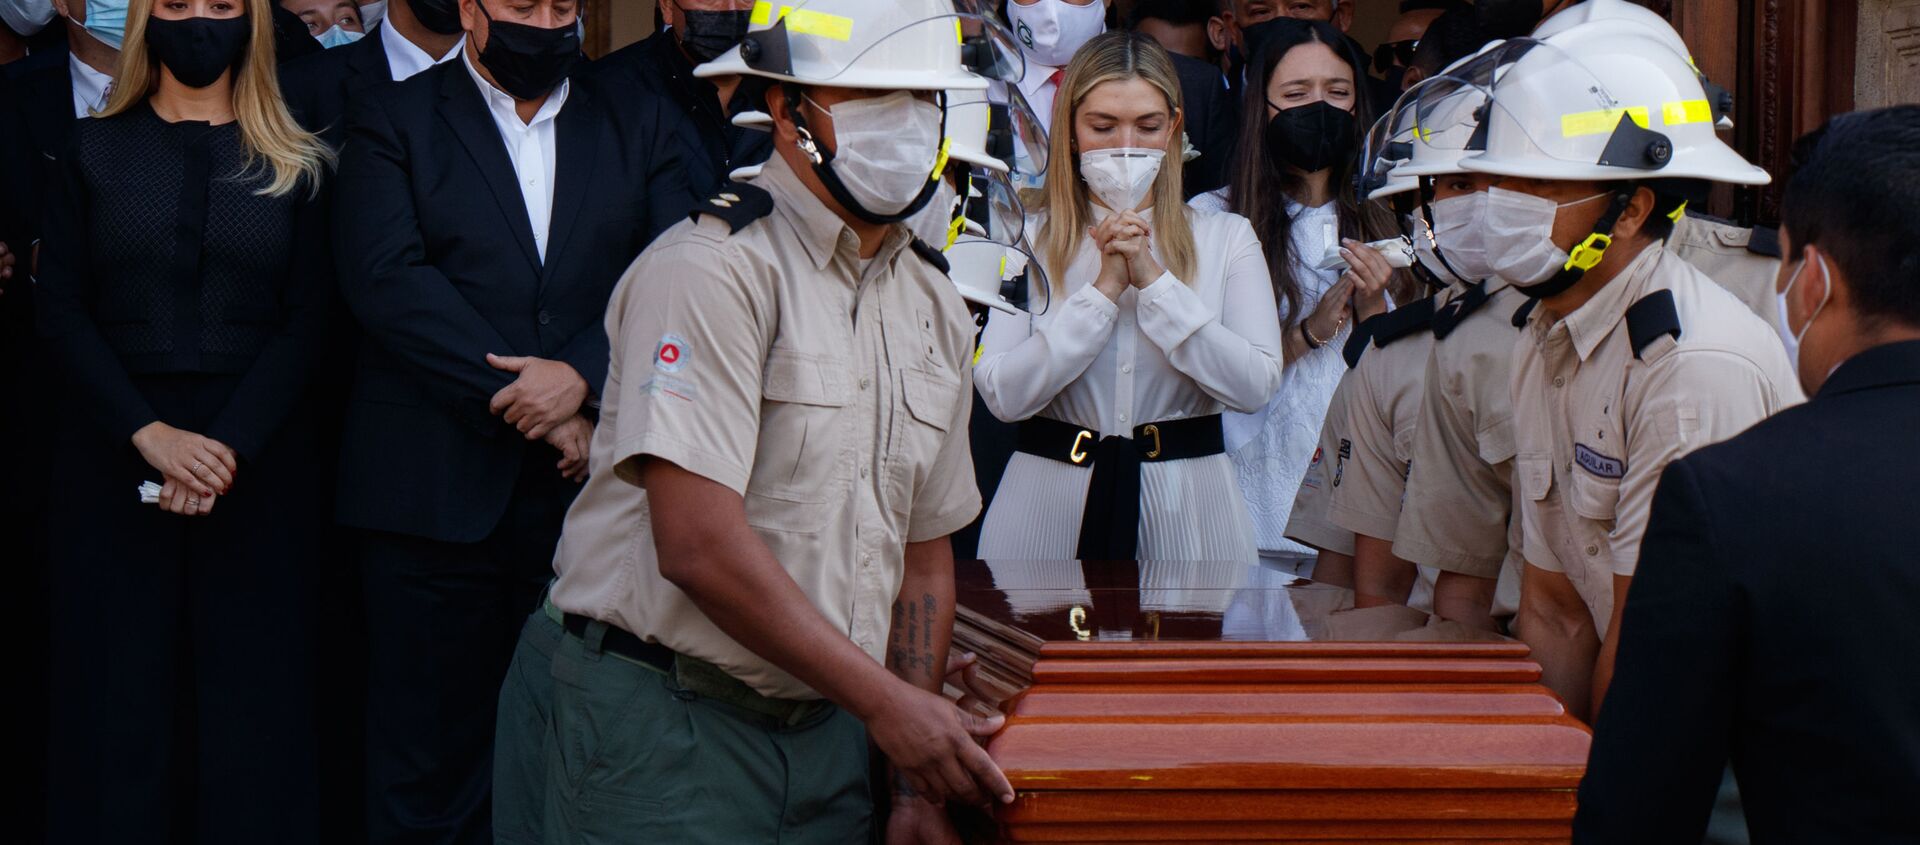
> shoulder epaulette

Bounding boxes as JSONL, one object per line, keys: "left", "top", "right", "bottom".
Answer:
{"left": 908, "top": 236, "right": 950, "bottom": 275}
{"left": 1342, "top": 316, "right": 1378, "bottom": 369}
{"left": 1431, "top": 281, "right": 1490, "bottom": 341}
{"left": 1511, "top": 297, "right": 1540, "bottom": 328}
{"left": 688, "top": 181, "right": 773, "bottom": 233}
{"left": 1747, "top": 225, "right": 1781, "bottom": 258}
{"left": 1625, "top": 289, "right": 1683, "bottom": 359}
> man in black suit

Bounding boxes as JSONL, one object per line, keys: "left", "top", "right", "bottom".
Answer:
{"left": 1127, "top": 0, "right": 1238, "bottom": 198}
{"left": 280, "top": 0, "right": 467, "bottom": 146}
{"left": 331, "top": 0, "right": 689, "bottom": 840}
{"left": 589, "top": 0, "right": 769, "bottom": 202}
{"left": 1574, "top": 105, "right": 1920, "bottom": 844}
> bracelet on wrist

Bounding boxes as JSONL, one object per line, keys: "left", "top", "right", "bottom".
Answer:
{"left": 1300, "top": 319, "right": 1328, "bottom": 349}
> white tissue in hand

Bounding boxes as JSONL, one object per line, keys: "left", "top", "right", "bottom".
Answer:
{"left": 139, "top": 480, "right": 162, "bottom": 504}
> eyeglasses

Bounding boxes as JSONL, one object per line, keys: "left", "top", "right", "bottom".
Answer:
{"left": 1371, "top": 39, "right": 1419, "bottom": 74}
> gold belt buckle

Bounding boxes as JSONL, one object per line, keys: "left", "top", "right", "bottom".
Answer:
{"left": 1068, "top": 430, "right": 1092, "bottom": 465}
{"left": 1142, "top": 424, "right": 1162, "bottom": 459}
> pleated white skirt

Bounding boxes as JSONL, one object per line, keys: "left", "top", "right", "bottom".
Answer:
{"left": 977, "top": 451, "right": 1260, "bottom": 561}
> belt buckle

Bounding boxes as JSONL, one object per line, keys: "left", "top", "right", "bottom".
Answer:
{"left": 1068, "top": 430, "right": 1093, "bottom": 465}
{"left": 1142, "top": 424, "right": 1162, "bottom": 459}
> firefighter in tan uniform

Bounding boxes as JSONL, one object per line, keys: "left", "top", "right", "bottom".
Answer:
{"left": 1457, "top": 28, "right": 1801, "bottom": 722}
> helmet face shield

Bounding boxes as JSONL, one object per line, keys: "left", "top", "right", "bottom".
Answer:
{"left": 1002, "top": 86, "right": 1050, "bottom": 178}
{"left": 710, "top": 2, "right": 996, "bottom": 92}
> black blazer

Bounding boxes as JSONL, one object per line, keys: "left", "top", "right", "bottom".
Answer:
{"left": 0, "top": 38, "right": 76, "bottom": 265}
{"left": 1168, "top": 51, "right": 1236, "bottom": 200}
{"left": 279, "top": 22, "right": 394, "bottom": 149}
{"left": 590, "top": 31, "right": 772, "bottom": 203}
{"left": 331, "top": 61, "right": 691, "bottom": 543}
{"left": 1575, "top": 340, "right": 1920, "bottom": 844}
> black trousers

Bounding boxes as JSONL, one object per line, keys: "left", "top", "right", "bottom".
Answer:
{"left": 360, "top": 450, "right": 574, "bottom": 845}
{"left": 46, "top": 373, "right": 321, "bottom": 845}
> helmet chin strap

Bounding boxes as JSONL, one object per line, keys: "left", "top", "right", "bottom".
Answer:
{"left": 1513, "top": 188, "right": 1634, "bottom": 300}
{"left": 782, "top": 83, "right": 950, "bottom": 226}
{"left": 1416, "top": 176, "right": 1473, "bottom": 289}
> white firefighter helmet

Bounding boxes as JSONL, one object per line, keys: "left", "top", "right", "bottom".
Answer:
{"left": 946, "top": 235, "right": 1022, "bottom": 314}
{"left": 695, "top": 0, "right": 1004, "bottom": 92}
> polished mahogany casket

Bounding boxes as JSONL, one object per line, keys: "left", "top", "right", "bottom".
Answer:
{"left": 949, "top": 562, "right": 1590, "bottom": 844}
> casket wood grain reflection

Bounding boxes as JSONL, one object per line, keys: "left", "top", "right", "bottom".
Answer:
{"left": 951, "top": 562, "right": 1590, "bottom": 844}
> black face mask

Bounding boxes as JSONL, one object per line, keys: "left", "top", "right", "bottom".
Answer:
{"left": 146, "top": 14, "right": 251, "bottom": 89}
{"left": 476, "top": 3, "right": 580, "bottom": 101}
{"left": 406, "top": 0, "right": 465, "bottom": 35}
{"left": 1265, "top": 99, "right": 1355, "bottom": 175}
{"left": 675, "top": 8, "right": 750, "bottom": 64}
{"left": 1475, "top": 0, "right": 1544, "bottom": 40}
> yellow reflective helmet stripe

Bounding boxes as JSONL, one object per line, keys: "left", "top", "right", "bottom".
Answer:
{"left": 749, "top": 2, "right": 854, "bottom": 41}
{"left": 1661, "top": 99, "right": 1712, "bottom": 126}
{"left": 1561, "top": 100, "right": 1713, "bottom": 137}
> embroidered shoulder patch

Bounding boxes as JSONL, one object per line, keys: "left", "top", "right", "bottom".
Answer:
{"left": 655, "top": 334, "right": 689, "bottom": 374}
{"left": 1574, "top": 443, "right": 1625, "bottom": 479}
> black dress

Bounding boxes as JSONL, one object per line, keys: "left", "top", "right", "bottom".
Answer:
{"left": 35, "top": 101, "right": 328, "bottom": 845}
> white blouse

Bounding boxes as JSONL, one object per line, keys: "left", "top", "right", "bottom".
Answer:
{"left": 973, "top": 203, "right": 1284, "bottom": 561}
{"left": 1194, "top": 188, "right": 1354, "bottom": 556}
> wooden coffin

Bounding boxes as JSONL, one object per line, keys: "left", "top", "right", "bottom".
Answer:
{"left": 950, "top": 562, "right": 1590, "bottom": 844}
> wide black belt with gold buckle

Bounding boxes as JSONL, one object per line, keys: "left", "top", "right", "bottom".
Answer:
{"left": 1015, "top": 415, "right": 1225, "bottom": 561}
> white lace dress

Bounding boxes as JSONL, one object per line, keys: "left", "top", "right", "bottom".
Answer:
{"left": 1192, "top": 190, "right": 1349, "bottom": 557}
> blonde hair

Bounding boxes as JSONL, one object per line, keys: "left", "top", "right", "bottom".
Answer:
{"left": 100, "top": 0, "right": 333, "bottom": 197}
{"left": 1031, "top": 31, "right": 1197, "bottom": 295}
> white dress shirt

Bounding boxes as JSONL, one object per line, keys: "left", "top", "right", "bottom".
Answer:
{"left": 382, "top": 21, "right": 464, "bottom": 81}
{"left": 461, "top": 50, "right": 569, "bottom": 263}
{"left": 69, "top": 54, "right": 112, "bottom": 118}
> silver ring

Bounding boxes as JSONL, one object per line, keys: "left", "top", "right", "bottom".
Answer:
{"left": 187, "top": 498, "right": 200, "bottom": 507}
{"left": 192, "top": 461, "right": 204, "bottom": 473}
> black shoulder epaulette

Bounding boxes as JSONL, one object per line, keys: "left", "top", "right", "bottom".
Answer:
{"left": 688, "top": 181, "right": 774, "bottom": 233}
{"left": 1511, "top": 297, "right": 1540, "bottom": 328}
{"left": 1747, "top": 225, "right": 1782, "bottom": 258}
{"left": 1342, "top": 316, "right": 1378, "bottom": 368}
{"left": 1625, "top": 289, "right": 1683, "bottom": 359}
{"left": 908, "top": 237, "right": 950, "bottom": 275}
{"left": 1431, "top": 281, "right": 1490, "bottom": 341}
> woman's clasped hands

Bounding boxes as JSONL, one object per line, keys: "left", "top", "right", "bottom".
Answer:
{"left": 1087, "top": 210, "right": 1166, "bottom": 302}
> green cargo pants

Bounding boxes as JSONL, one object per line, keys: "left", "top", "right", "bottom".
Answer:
{"left": 494, "top": 601, "right": 567, "bottom": 844}
{"left": 541, "top": 619, "right": 873, "bottom": 844}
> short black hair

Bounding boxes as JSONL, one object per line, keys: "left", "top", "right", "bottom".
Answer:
{"left": 1128, "top": 0, "right": 1228, "bottom": 28}
{"left": 1410, "top": 7, "right": 1490, "bottom": 76}
{"left": 1782, "top": 106, "right": 1920, "bottom": 329}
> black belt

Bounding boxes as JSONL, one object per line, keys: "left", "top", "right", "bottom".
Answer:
{"left": 1016, "top": 414, "right": 1225, "bottom": 561}
{"left": 563, "top": 613, "right": 676, "bottom": 673}
{"left": 562, "top": 613, "right": 832, "bottom": 725}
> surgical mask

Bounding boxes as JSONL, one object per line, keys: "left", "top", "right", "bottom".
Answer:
{"left": 816, "top": 91, "right": 945, "bottom": 217}
{"left": 1416, "top": 191, "right": 1494, "bottom": 284}
{"left": 1482, "top": 187, "right": 1609, "bottom": 286}
{"left": 73, "top": 0, "right": 128, "bottom": 49}
{"left": 1006, "top": 0, "right": 1106, "bottom": 69}
{"left": 1266, "top": 100, "right": 1355, "bottom": 175}
{"left": 357, "top": 0, "right": 386, "bottom": 29}
{"left": 406, "top": 0, "right": 462, "bottom": 36}
{"left": 146, "top": 14, "right": 251, "bottom": 88}
{"left": 674, "top": 6, "right": 750, "bottom": 64}
{"left": 908, "top": 180, "right": 963, "bottom": 249}
{"left": 0, "top": 0, "right": 55, "bottom": 37}
{"left": 476, "top": 3, "right": 580, "bottom": 100}
{"left": 1775, "top": 253, "right": 1830, "bottom": 367}
{"left": 1079, "top": 147, "right": 1163, "bottom": 212}
{"left": 316, "top": 23, "right": 364, "bottom": 49}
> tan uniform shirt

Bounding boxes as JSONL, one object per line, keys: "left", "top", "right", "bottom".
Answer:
{"left": 1669, "top": 214, "right": 1785, "bottom": 336}
{"left": 1395, "top": 281, "right": 1530, "bottom": 580}
{"left": 1510, "top": 245, "right": 1802, "bottom": 636}
{"left": 1324, "top": 287, "right": 1457, "bottom": 542}
{"left": 547, "top": 156, "right": 982, "bottom": 700}
{"left": 1282, "top": 373, "right": 1357, "bottom": 557}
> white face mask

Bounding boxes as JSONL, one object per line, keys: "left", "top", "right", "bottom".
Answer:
{"left": 1416, "top": 191, "right": 1495, "bottom": 284}
{"left": 1079, "top": 147, "right": 1163, "bottom": 212}
{"left": 0, "top": 0, "right": 55, "bottom": 37}
{"left": 816, "top": 91, "right": 944, "bottom": 217}
{"left": 1007, "top": 0, "right": 1107, "bottom": 69}
{"left": 1481, "top": 187, "right": 1610, "bottom": 286}
{"left": 907, "top": 179, "right": 963, "bottom": 248}
{"left": 317, "top": 23, "right": 365, "bottom": 49}
{"left": 357, "top": 0, "right": 387, "bottom": 28}
{"left": 1776, "top": 252, "right": 1831, "bottom": 369}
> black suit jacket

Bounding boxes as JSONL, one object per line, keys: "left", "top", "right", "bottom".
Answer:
{"left": 590, "top": 31, "right": 772, "bottom": 203}
{"left": 331, "top": 61, "right": 691, "bottom": 542}
{"left": 1169, "top": 51, "right": 1237, "bottom": 199}
{"left": 0, "top": 38, "right": 75, "bottom": 264}
{"left": 1575, "top": 340, "right": 1920, "bottom": 844}
{"left": 279, "top": 22, "right": 394, "bottom": 148}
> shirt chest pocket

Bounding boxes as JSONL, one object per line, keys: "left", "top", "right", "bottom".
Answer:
{"left": 1517, "top": 455, "right": 1554, "bottom": 503}
{"left": 1568, "top": 470, "right": 1621, "bottom": 524}
{"left": 751, "top": 351, "right": 853, "bottom": 510}
{"left": 885, "top": 367, "right": 959, "bottom": 516}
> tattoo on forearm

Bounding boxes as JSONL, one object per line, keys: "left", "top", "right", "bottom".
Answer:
{"left": 888, "top": 591, "right": 938, "bottom": 682}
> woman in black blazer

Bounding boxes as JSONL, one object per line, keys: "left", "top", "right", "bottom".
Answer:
{"left": 34, "top": 0, "right": 333, "bottom": 841}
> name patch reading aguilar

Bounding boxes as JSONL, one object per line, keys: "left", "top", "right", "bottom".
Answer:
{"left": 1574, "top": 443, "right": 1625, "bottom": 479}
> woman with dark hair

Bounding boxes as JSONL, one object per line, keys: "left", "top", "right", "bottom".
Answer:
{"left": 1192, "top": 18, "right": 1405, "bottom": 573}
